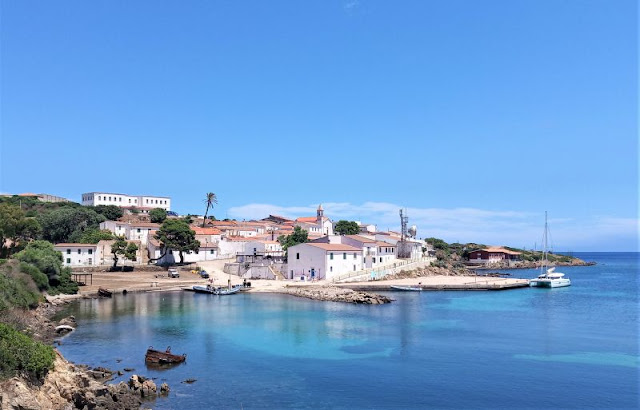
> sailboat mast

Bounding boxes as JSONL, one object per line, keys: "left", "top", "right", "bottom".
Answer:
{"left": 542, "top": 211, "right": 548, "bottom": 272}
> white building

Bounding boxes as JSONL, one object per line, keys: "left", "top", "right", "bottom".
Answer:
{"left": 243, "top": 240, "right": 284, "bottom": 257}
{"left": 99, "top": 221, "right": 161, "bottom": 243}
{"left": 81, "top": 192, "right": 171, "bottom": 211}
{"left": 295, "top": 205, "right": 333, "bottom": 236}
{"left": 148, "top": 238, "right": 219, "bottom": 264}
{"left": 286, "top": 242, "right": 363, "bottom": 281}
{"left": 54, "top": 243, "right": 98, "bottom": 267}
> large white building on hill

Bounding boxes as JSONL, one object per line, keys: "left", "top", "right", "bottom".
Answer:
{"left": 81, "top": 192, "right": 171, "bottom": 211}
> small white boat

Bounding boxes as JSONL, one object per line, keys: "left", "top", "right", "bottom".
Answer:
{"left": 193, "top": 285, "right": 241, "bottom": 295}
{"left": 530, "top": 212, "right": 571, "bottom": 289}
{"left": 529, "top": 267, "right": 571, "bottom": 288}
{"left": 390, "top": 285, "right": 422, "bottom": 291}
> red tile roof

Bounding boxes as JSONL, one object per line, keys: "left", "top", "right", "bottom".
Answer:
{"left": 346, "top": 235, "right": 376, "bottom": 243}
{"left": 193, "top": 227, "right": 222, "bottom": 235}
{"left": 296, "top": 217, "right": 317, "bottom": 223}
{"left": 306, "top": 243, "right": 361, "bottom": 252}
{"left": 54, "top": 243, "right": 98, "bottom": 247}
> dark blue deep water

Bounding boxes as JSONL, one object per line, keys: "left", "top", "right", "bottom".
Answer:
{"left": 57, "top": 253, "right": 639, "bottom": 409}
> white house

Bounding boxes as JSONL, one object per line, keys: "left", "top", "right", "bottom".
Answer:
{"left": 54, "top": 243, "right": 98, "bottom": 267}
{"left": 99, "top": 221, "right": 160, "bottom": 243}
{"left": 192, "top": 227, "right": 223, "bottom": 246}
{"left": 147, "top": 238, "right": 219, "bottom": 264}
{"left": 243, "top": 240, "right": 284, "bottom": 257}
{"left": 217, "top": 237, "right": 250, "bottom": 258}
{"left": 81, "top": 192, "right": 171, "bottom": 211}
{"left": 286, "top": 242, "right": 363, "bottom": 281}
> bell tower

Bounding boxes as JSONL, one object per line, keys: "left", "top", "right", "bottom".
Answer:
{"left": 317, "top": 204, "right": 323, "bottom": 223}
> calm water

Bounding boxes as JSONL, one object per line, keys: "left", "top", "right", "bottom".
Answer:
{"left": 57, "top": 252, "right": 639, "bottom": 409}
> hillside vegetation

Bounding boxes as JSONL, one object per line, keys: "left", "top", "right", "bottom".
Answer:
{"left": 425, "top": 238, "right": 582, "bottom": 266}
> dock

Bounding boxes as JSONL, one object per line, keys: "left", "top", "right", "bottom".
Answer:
{"left": 336, "top": 279, "right": 530, "bottom": 291}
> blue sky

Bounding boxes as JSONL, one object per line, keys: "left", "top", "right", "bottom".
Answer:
{"left": 1, "top": 0, "right": 637, "bottom": 251}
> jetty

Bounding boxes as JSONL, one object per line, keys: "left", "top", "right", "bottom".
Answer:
{"left": 329, "top": 275, "right": 530, "bottom": 292}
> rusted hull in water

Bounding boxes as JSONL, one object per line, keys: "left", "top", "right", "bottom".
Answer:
{"left": 145, "top": 347, "right": 186, "bottom": 364}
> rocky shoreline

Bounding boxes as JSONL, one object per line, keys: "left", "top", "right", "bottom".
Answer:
{"left": 0, "top": 297, "right": 170, "bottom": 410}
{"left": 281, "top": 286, "right": 393, "bottom": 304}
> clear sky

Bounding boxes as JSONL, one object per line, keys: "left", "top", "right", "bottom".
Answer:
{"left": 1, "top": 0, "right": 637, "bottom": 251}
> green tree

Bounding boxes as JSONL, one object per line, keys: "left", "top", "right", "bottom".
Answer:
{"left": 37, "top": 207, "right": 105, "bottom": 243}
{"left": 93, "top": 205, "right": 124, "bottom": 220}
{"left": 277, "top": 226, "right": 309, "bottom": 260}
{"left": 333, "top": 220, "right": 360, "bottom": 235}
{"left": 202, "top": 193, "right": 218, "bottom": 227}
{"left": 124, "top": 242, "right": 138, "bottom": 263}
{"left": 149, "top": 208, "right": 167, "bottom": 223}
{"left": 68, "top": 228, "right": 114, "bottom": 244}
{"left": 155, "top": 219, "right": 200, "bottom": 264}
{"left": 110, "top": 237, "right": 127, "bottom": 269}
{"left": 0, "top": 204, "right": 41, "bottom": 257}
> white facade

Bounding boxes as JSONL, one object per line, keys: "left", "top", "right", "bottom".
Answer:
{"left": 286, "top": 242, "right": 363, "bottom": 281}
{"left": 244, "top": 240, "right": 284, "bottom": 257}
{"left": 217, "top": 238, "right": 250, "bottom": 258}
{"left": 55, "top": 244, "right": 98, "bottom": 267}
{"left": 81, "top": 192, "right": 171, "bottom": 211}
{"left": 99, "top": 221, "right": 160, "bottom": 243}
{"left": 148, "top": 239, "right": 219, "bottom": 264}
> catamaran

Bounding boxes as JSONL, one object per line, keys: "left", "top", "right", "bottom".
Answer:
{"left": 529, "top": 212, "right": 571, "bottom": 288}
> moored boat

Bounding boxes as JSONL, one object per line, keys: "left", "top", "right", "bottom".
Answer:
{"left": 390, "top": 285, "right": 422, "bottom": 291}
{"left": 193, "top": 285, "right": 241, "bottom": 295}
{"left": 530, "top": 267, "right": 571, "bottom": 288}
{"left": 98, "top": 287, "right": 113, "bottom": 297}
{"left": 530, "top": 212, "right": 571, "bottom": 289}
{"left": 145, "top": 346, "right": 186, "bottom": 364}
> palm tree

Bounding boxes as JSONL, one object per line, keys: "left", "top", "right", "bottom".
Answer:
{"left": 202, "top": 192, "right": 218, "bottom": 227}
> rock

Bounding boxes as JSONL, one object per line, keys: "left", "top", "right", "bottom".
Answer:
{"left": 128, "top": 375, "right": 143, "bottom": 391}
{"left": 160, "top": 383, "right": 170, "bottom": 395}
{"left": 141, "top": 379, "right": 157, "bottom": 397}
{"left": 182, "top": 378, "right": 197, "bottom": 384}
{"left": 124, "top": 367, "right": 135, "bottom": 372}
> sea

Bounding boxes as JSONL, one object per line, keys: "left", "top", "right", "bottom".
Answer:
{"left": 56, "top": 252, "right": 639, "bottom": 409}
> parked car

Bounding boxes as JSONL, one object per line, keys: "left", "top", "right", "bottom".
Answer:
{"left": 199, "top": 270, "right": 209, "bottom": 279}
{"left": 168, "top": 268, "right": 180, "bottom": 278}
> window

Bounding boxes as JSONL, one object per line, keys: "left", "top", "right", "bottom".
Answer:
{"left": 88, "top": 249, "right": 93, "bottom": 255}
{"left": 330, "top": 266, "right": 333, "bottom": 272}
{"left": 98, "top": 196, "right": 101, "bottom": 200}
{"left": 109, "top": 196, "right": 111, "bottom": 201}
{"left": 379, "top": 257, "right": 382, "bottom": 262}
{"left": 77, "top": 249, "right": 81, "bottom": 254}
{"left": 296, "top": 253, "right": 300, "bottom": 260}
{"left": 379, "top": 247, "right": 382, "bottom": 252}
{"left": 146, "top": 199, "right": 149, "bottom": 203}
{"left": 66, "top": 258, "right": 71, "bottom": 264}
{"left": 119, "top": 197, "right": 122, "bottom": 202}
{"left": 137, "top": 228, "right": 141, "bottom": 233}
{"left": 67, "top": 249, "right": 71, "bottom": 254}
{"left": 129, "top": 199, "right": 131, "bottom": 203}
{"left": 354, "top": 253, "right": 357, "bottom": 259}
{"left": 343, "top": 253, "right": 346, "bottom": 259}
{"left": 353, "top": 265, "right": 356, "bottom": 271}
{"left": 330, "top": 253, "right": 334, "bottom": 260}
{"left": 210, "top": 250, "right": 214, "bottom": 254}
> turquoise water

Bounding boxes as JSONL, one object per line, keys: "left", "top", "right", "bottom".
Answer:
{"left": 57, "top": 253, "right": 639, "bottom": 409}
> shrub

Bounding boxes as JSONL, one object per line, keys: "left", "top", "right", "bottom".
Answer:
{"left": 0, "top": 262, "right": 42, "bottom": 311}
{"left": 19, "top": 262, "right": 49, "bottom": 291}
{"left": 48, "top": 268, "right": 78, "bottom": 296}
{"left": 0, "top": 323, "right": 55, "bottom": 381}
